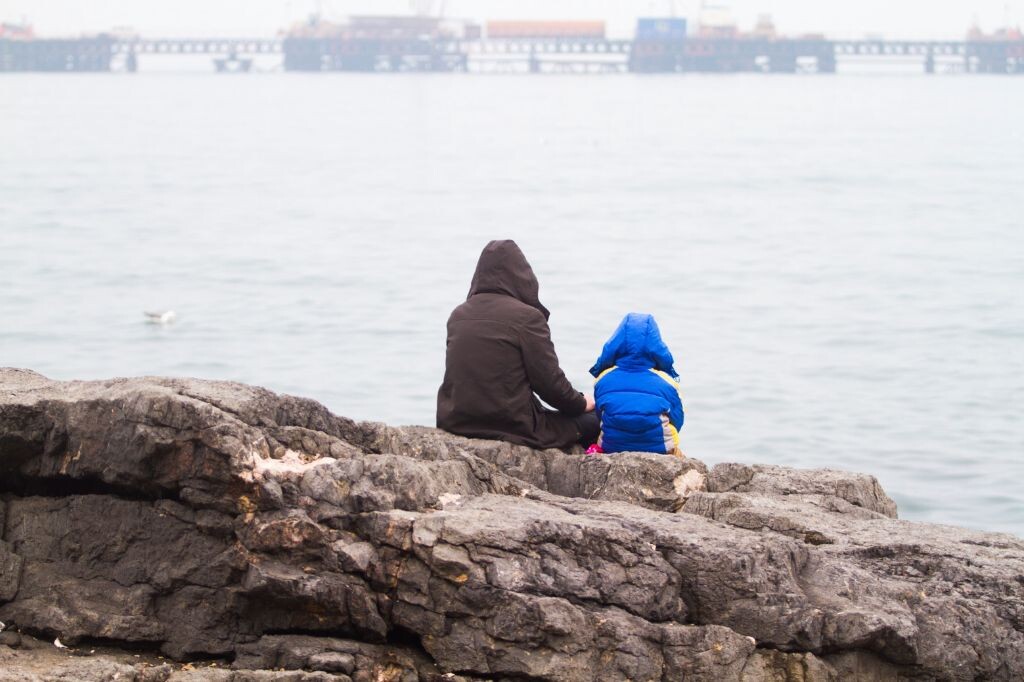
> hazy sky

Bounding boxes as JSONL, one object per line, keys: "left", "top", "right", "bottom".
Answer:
{"left": 2, "top": 0, "right": 1021, "bottom": 40}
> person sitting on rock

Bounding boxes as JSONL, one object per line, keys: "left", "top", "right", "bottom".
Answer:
{"left": 436, "top": 239, "right": 598, "bottom": 450}
{"left": 588, "top": 313, "right": 685, "bottom": 456}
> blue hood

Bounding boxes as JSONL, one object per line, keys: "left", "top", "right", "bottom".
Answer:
{"left": 589, "top": 313, "right": 678, "bottom": 378}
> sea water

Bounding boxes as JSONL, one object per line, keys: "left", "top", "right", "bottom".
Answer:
{"left": 1, "top": 72, "right": 1022, "bottom": 535}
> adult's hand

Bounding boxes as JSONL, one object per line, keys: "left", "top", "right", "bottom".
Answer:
{"left": 584, "top": 394, "right": 596, "bottom": 412}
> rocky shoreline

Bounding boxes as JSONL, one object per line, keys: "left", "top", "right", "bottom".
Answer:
{"left": 1, "top": 368, "right": 1022, "bottom": 681}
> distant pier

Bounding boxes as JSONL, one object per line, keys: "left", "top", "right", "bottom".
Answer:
{"left": 0, "top": 35, "right": 116, "bottom": 72}
{"left": 2, "top": 35, "right": 1022, "bottom": 75}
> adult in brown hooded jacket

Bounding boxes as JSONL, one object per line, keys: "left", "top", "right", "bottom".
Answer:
{"left": 437, "top": 240, "right": 596, "bottom": 450}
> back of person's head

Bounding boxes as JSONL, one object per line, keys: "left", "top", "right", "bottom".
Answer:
{"left": 589, "top": 313, "right": 678, "bottom": 378}
{"left": 467, "top": 240, "right": 550, "bottom": 319}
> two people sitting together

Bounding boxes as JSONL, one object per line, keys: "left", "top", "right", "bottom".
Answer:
{"left": 437, "top": 240, "right": 684, "bottom": 457}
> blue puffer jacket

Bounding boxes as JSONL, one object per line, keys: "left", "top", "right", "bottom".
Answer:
{"left": 589, "top": 313, "right": 684, "bottom": 455}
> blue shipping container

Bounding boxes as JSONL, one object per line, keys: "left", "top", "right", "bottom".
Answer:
{"left": 636, "top": 18, "right": 687, "bottom": 42}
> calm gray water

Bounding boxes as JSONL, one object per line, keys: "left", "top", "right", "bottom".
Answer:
{"left": 2, "top": 73, "right": 1022, "bottom": 535}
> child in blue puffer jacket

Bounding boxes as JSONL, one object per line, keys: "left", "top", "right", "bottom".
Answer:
{"left": 588, "top": 313, "right": 684, "bottom": 456}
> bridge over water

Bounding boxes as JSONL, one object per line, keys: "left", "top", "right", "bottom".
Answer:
{"left": 2, "top": 35, "right": 1022, "bottom": 74}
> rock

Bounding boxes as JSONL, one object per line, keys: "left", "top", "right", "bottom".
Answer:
{"left": 233, "top": 635, "right": 431, "bottom": 679}
{"left": 0, "top": 539, "right": 23, "bottom": 601}
{"left": 740, "top": 649, "right": 838, "bottom": 681}
{"left": 307, "top": 652, "right": 354, "bottom": 673}
{"left": 706, "top": 463, "right": 897, "bottom": 517}
{"left": 1, "top": 368, "right": 1023, "bottom": 681}
{"left": 360, "top": 424, "right": 710, "bottom": 511}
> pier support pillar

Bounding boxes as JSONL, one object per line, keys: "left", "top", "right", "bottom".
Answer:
{"left": 924, "top": 51, "right": 935, "bottom": 74}
{"left": 283, "top": 38, "right": 325, "bottom": 71}
{"left": 769, "top": 55, "right": 797, "bottom": 73}
{"left": 979, "top": 56, "right": 1008, "bottom": 73}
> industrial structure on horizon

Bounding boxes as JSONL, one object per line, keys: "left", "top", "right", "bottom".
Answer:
{"left": 2, "top": 7, "right": 1023, "bottom": 75}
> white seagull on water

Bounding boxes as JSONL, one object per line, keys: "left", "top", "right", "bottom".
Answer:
{"left": 144, "top": 310, "right": 177, "bottom": 325}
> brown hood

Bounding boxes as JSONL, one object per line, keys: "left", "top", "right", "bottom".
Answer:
{"left": 467, "top": 240, "right": 550, "bottom": 320}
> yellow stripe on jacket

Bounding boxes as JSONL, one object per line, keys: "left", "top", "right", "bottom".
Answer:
{"left": 660, "top": 414, "right": 680, "bottom": 454}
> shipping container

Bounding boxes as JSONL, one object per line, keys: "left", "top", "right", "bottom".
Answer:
{"left": 636, "top": 18, "right": 687, "bottom": 42}
{"left": 0, "top": 22, "right": 34, "bottom": 39}
{"left": 485, "top": 21, "right": 606, "bottom": 40}
{"left": 287, "top": 16, "right": 446, "bottom": 41}
{"left": 348, "top": 15, "right": 443, "bottom": 40}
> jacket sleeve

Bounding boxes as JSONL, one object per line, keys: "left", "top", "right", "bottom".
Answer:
{"left": 518, "top": 312, "right": 587, "bottom": 417}
{"left": 669, "top": 388, "right": 684, "bottom": 431}
{"left": 654, "top": 371, "right": 685, "bottom": 431}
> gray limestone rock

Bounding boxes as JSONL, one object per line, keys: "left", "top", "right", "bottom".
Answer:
{"left": 1, "top": 368, "right": 1023, "bottom": 681}
{"left": 706, "top": 462, "right": 898, "bottom": 517}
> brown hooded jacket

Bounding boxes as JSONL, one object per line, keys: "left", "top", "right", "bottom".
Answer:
{"left": 436, "top": 240, "right": 587, "bottom": 449}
